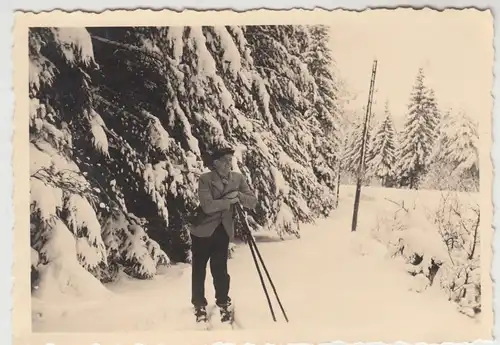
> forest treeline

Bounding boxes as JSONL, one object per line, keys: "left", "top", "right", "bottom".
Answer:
{"left": 341, "top": 68, "right": 479, "bottom": 193}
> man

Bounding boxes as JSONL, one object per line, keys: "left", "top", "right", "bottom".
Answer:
{"left": 190, "top": 147, "right": 258, "bottom": 325}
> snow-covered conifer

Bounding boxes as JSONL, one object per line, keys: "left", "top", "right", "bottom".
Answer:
{"left": 423, "top": 108, "right": 479, "bottom": 191}
{"left": 30, "top": 28, "right": 171, "bottom": 297}
{"left": 396, "top": 68, "right": 440, "bottom": 189}
{"left": 366, "top": 101, "right": 398, "bottom": 187}
{"left": 30, "top": 27, "right": 111, "bottom": 297}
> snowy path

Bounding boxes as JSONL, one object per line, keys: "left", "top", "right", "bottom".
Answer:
{"left": 32, "top": 190, "right": 485, "bottom": 343}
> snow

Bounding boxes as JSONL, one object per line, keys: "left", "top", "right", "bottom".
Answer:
{"left": 29, "top": 56, "right": 57, "bottom": 92}
{"left": 122, "top": 225, "right": 158, "bottom": 275}
{"left": 34, "top": 218, "right": 111, "bottom": 302}
{"left": 30, "top": 178, "right": 63, "bottom": 222}
{"left": 88, "top": 109, "right": 109, "bottom": 156}
{"left": 65, "top": 194, "right": 100, "bottom": 238}
{"left": 213, "top": 26, "right": 242, "bottom": 78}
{"left": 32, "top": 186, "right": 483, "bottom": 343}
{"left": 234, "top": 112, "right": 254, "bottom": 133}
{"left": 252, "top": 133, "right": 273, "bottom": 159}
{"left": 143, "top": 111, "right": 175, "bottom": 152}
{"left": 194, "top": 111, "right": 224, "bottom": 138}
{"left": 75, "top": 237, "right": 104, "bottom": 270}
{"left": 270, "top": 165, "right": 288, "bottom": 196}
{"left": 140, "top": 37, "right": 162, "bottom": 56}
{"left": 252, "top": 74, "right": 276, "bottom": 128}
{"left": 51, "top": 27, "right": 96, "bottom": 67}
{"left": 273, "top": 202, "right": 297, "bottom": 235}
{"left": 171, "top": 99, "right": 201, "bottom": 156}
{"left": 278, "top": 151, "right": 308, "bottom": 174}
{"left": 65, "top": 194, "right": 107, "bottom": 269}
{"left": 30, "top": 142, "right": 78, "bottom": 177}
{"left": 166, "top": 27, "right": 185, "bottom": 62}
{"left": 189, "top": 27, "right": 217, "bottom": 77}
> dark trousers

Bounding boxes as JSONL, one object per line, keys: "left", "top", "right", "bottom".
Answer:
{"left": 191, "top": 224, "right": 231, "bottom": 308}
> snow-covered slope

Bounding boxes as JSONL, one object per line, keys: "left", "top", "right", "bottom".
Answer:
{"left": 32, "top": 186, "right": 484, "bottom": 343}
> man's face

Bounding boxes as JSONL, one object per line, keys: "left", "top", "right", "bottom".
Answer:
{"left": 214, "top": 154, "right": 233, "bottom": 176}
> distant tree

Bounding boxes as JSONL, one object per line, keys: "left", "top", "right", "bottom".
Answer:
{"left": 396, "top": 68, "right": 440, "bottom": 189}
{"left": 366, "top": 101, "right": 398, "bottom": 187}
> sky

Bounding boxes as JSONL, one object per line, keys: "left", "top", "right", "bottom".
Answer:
{"left": 328, "top": 9, "right": 494, "bottom": 130}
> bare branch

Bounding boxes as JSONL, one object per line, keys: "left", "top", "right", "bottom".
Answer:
{"left": 384, "top": 197, "right": 409, "bottom": 213}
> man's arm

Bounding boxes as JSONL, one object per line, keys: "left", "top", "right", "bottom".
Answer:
{"left": 198, "top": 175, "right": 232, "bottom": 214}
{"left": 238, "top": 174, "right": 258, "bottom": 210}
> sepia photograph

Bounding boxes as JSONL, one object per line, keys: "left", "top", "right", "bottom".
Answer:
{"left": 13, "top": 7, "right": 494, "bottom": 345}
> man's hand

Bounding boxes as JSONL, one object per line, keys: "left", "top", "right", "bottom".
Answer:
{"left": 219, "top": 191, "right": 240, "bottom": 210}
{"left": 221, "top": 197, "right": 239, "bottom": 210}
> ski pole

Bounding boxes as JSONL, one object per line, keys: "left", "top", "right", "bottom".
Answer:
{"left": 235, "top": 203, "right": 289, "bottom": 322}
{"left": 235, "top": 203, "right": 276, "bottom": 321}
{"left": 246, "top": 229, "right": 289, "bottom": 323}
{"left": 247, "top": 229, "right": 277, "bottom": 322}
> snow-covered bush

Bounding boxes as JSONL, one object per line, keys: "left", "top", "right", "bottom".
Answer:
{"left": 427, "top": 192, "right": 481, "bottom": 316}
{"left": 371, "top": 198, "right": 445, "bottom": 291}
{"left": 370, "top": 191, "right": 481, "bottom": 317}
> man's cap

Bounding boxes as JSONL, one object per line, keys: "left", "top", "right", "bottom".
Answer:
{"left": 211, "top": 146, "right": 235, "bottom": 161}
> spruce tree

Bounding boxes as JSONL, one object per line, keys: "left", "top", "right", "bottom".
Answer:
{"left": 29, "top": 27, "right": 108, "bottom": 286}
{"left": 87, "top": 28, "right": 193, "bottom": 265}
{"left": 366, "top": 101, "right": 397, "bottom": 187}
{"left": 200, "top": 25, "right": 289, "bottom": 236}
{"left": 245, "top": 25, "right": 338, "bottom": 222}
{"left": 442, "top": 109, "right": 479, "bottom": 190}
{"left": 396, "top": 68, "right": 440, "bottom": 189}
{"left": 302, "top": 25, "right": 342, "bottom": 191}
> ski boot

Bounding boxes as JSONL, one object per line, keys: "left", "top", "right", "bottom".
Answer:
{"left": 194, "top": 306, "right": 208, "bottom": 324}
{"left": 218, "top": 302, "right": 234, "bottom": 324}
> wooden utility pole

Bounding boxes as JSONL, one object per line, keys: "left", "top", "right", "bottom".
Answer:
{"left": 351, "top": 59, "right": 378, "bottom": 232}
